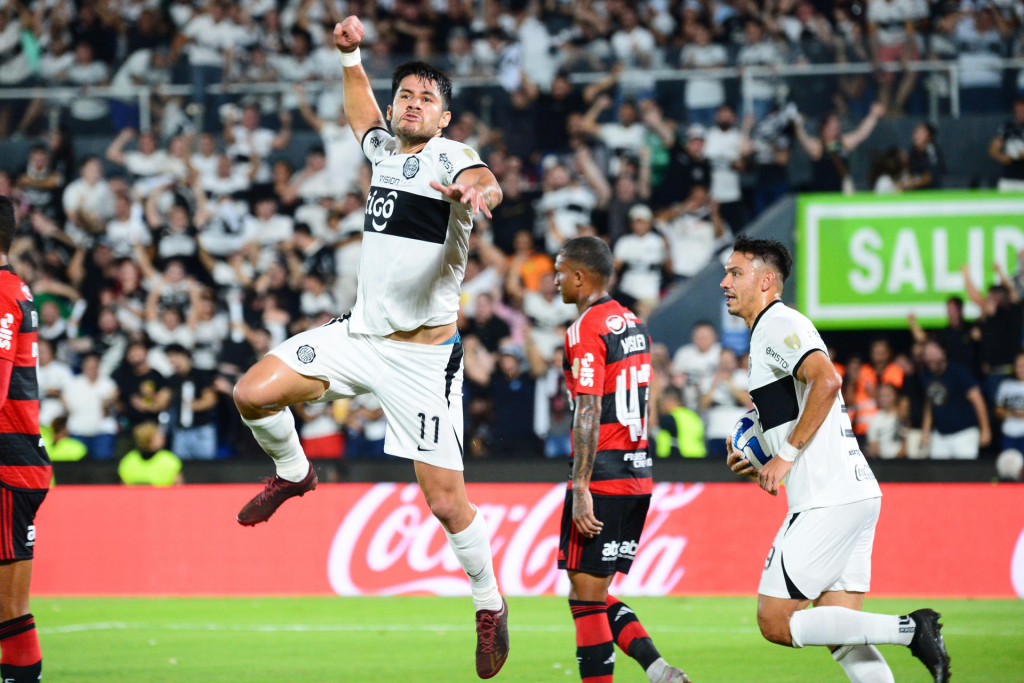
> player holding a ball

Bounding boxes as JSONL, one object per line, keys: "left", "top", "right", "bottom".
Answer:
{"left": 722, "top": 236, "right": 951, "bottom": 683}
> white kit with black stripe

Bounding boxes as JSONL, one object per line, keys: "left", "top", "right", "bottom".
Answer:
{"left": 746, "top": 300, "right": 881, "bottom": 513}
{"left": 354, "top": 127, "right": 487, "bottom": 336}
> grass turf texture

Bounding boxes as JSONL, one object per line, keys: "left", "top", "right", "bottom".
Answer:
{"left": 38, "top": 597, "right": 1023, "bottom": 682}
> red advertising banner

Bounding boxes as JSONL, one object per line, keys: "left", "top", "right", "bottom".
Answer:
{"left": 33, "top": 482, "right": 1024, "bottom": 598}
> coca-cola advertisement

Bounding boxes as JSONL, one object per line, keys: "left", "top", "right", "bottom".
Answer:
{"left": 33, "top": 483, "right": 1024, "bottom": 598}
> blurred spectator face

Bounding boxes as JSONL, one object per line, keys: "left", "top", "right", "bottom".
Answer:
{"left": 98, "top": 308, "right": 119, "bottom": 335}
{"left": 499, "top": 351, "right": 521, "bottom": 378}
{"left": 630, "top": 216, "right": 652, "bottom": 236}
{"left": 255, "top": 198, "right": 277, "bottom": 219}
{"left": 168, "top": 350, "right": 191, "bottom": 375}
{"left": 1014, "top": 100, "right": 1024, "bottom": 125}
{"left": 307, "top": 150, "right": 326, "bottom": 173}
{"left": 821, "top": 114, "right": 841, "bottom": 144}
{"left": 216, "top": 154, "right": 233, "bottom": 177}
{"left": 870, "top": 340, "right": 892, "bottom": 367}
{"left": 475, "top": 293, "right": 494, "bottom": 323}
{"left": 0, "top": 171, "right": 11, "bottom": 196}
{"left": 912, "top": 123, "right": 932, "bottom": 150}
{"left": 168, "top": 205, "right": 190, "bottom": 232}
{"left": 1015, "top": 353, "right": 1024, "bottom": 381}
{"left": 715, "top": 106, "right": 736, "bottom": 130}
{"left": 719, "top": 348, "right": 738, "bottom": 373}
{"left": 291, "top": 32, "right": 310, "bottom": 58}
{"left": 693, "top": 23, "right": 711, "bottom": 45}
{"left": 303, "top": 274, "right": 324, "bottom": 293}
{"left": 540, "top": 272, "right": 558, "bottom": 298}
{"left": 251, "top": 329, "right": 272, "bottom": 355}
{"left": 922, "top": 341, "right": 947, "bottom": 374}
{"left": 40, "top": 301, "right": 60, "bottom": 327}
{"left": 621, "top": 8, "right": 639, "bottom": 31}
{"left": 242, "top": 106, "right": 260, "bottom": 130}
{"left": 618, "top": 102, "right": 638, "bottom": 127}
{"left": 987, "top": 285, "right": 1010, "bottom": 309}
{"left": 551, "top": 76, "right": 572, "bottom": 100}
{"left": 692, "top": 324, "right": 717, "bottom": 352}
{"left": 28, "top": 148, "right": 49, "bottom": 171}
{"left": 74, "top": 43, "right": 94, "bottom": 65}
{"left": 615, "top": 175, "right": 638, "bottom": 201}
{"left": 272, "top": 160, "right": 293, "bottom": 184}
{"left": 162, "top": 308, "right": 183, "bottom": 330}
{"left": 566, "top": 113, "right": 584, "bottom": 138}
{"left": 877, "top": 383, "right": 898, "bottom": 411}
{"left": 109, "top": 176, "right": 129, "bottom": 195}
{"left": 114, "top": 194, "right": 131, "bottom": 219}
{"left": 686, "top": 134, "right": 704, "bottom": 158}
{"left": 199, "top": 133, "right": 217, "bottom": 157}
{"left": 545, "top": 165, "right": 571, "bottom": 191}
{"left": 119, "top": 260, "right": 141, "bottom": 288}
{"left": 744, "top": 20, "right": 764, "bottom": 44}
{"left": 796, "top": 1, "right": 814, "bottom": 24}
{"left": 81, "top": 159, "right": 103, "bottom": 184}
{"left": 513, "top": 230, "right": 534, "bottom": 255}
{"left": 197, "top": 297, "right": 215, "bottom": 320}
{"left": 139, "top": 133, "right": 158, "bottom": 155}
{"left": 126, "top": 343, "right": 148, "bottom": 367}
{"left": 165, "top": 261, "right": 186, "bottom": 283}
{"left": 945, "top": 298, "right": 963, "bottom": 326}
{"left": 210, "top": 2, "right": 226, "bottom": 22}
{"left": 389, "top": 75, "right": 450, "bottom": 143}
{"left": 82, "top": 356, "right": 100, "bottom": 381}
{"left": 169, "top": 136, "right": 188, "bottom": 158}
{"left": 38, "top": 340, "right": 52, "bottom": 365}
{"left": 268, "top": 263, "right": 287, "bottom": 288}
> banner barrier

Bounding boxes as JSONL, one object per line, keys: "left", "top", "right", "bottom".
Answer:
{"left": 34, "top": 482, "right": 1024, "bottom": 598}
{"left": 797, "top": 191, "right": 1024, "bottom": 329}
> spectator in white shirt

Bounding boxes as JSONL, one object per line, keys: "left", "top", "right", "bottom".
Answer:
{"left": 62, "top": 157, "right": 115, "bottom": 244}
{"left": 610, "top": 7, "right": 657, "bottom": 68}
{"left": 867, "top": 0, "right": 922, "bottom": 114}
{"left": 613, "top": 205, "right": 670, "bottom": 320}
{"left": 106, "top": 192, "right": 152, "bottom": 259}
{"left": 681, "top": 22, "right": 728, "bottom": 126}
{"left": 660, "top": 184, "right": 728, "bottom": 282}
{"left": 296, "top": 86, "right": 364, "bottom": 196}
{"left": 62, "top": 354, "right": 119, "bottom": 460}
{"left": 523, "top": 271, "right": 579, "bottom": 357}
{"left": 106, "top": 129, "right": 174, "bottom": 183}
{"left": 288, "top": 145, "right": 336, "bottom": 203}
{"left": 66, "top": 42, "right": 111, "bottom": 134}
{"left": 173, "top": 1, "right": 246, "bottom": 129}
{"left": 224, "top": 103, "right": 292, "bottom": 182}
{"left": 38, "top": 339, "right": 74, "bottom": 429}
{"left": 995, "top": 352, "right": 1024, "bottom": 453}
{"left": 671, "top": 322, "right": 722, "bottom": 406}
{"left": 737, "top": 19, "right": 785, "bottom": 121}
{"left": 704, "top": 105, "right": 746, "bottom": 233}
{"left": 698, "top": 348, "right": 752, "bottom": 456}
{"left": 580, "top": 95, "right": 647, "bottom": 178}
{"left": 867, "top": 382, "right": 907, "bottom": 458}
{"left": 538, "top": 161, "right": 600, "bottom": 254}
{"left": 244, "top": 196, "right": 295, "bottom": 257}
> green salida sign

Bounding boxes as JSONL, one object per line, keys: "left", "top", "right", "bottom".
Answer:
{"left": 797, "top": 192, "right": 1024, "bottom": 329}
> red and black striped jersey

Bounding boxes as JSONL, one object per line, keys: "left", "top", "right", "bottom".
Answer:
{"left": 563, "top": 297, "right": 652, "bottom": 497}
{"left": 0, "top": 266, "right": 49, "bottom": 491}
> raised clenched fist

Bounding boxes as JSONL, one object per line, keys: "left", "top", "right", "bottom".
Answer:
{"left": 334, "top": 16, "right": 364, "bottom": 53}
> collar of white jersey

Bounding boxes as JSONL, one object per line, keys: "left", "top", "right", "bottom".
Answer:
{"left": 750, "top": 299, "right": 783, "bottom": 334}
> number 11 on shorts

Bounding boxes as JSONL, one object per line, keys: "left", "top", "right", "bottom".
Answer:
{"left": 418, "top": 412, "right": 439, "bottom": 444}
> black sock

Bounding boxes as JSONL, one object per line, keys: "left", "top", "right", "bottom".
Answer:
{"left": 607, "top": 596, "right": 661, "bottom": 671}
{"left": 1, "top": 661, "right": 41, "bottom": 683}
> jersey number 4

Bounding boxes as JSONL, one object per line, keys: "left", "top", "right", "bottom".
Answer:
{"left": 615, "top": 365, "right": 650, "bottom": 442}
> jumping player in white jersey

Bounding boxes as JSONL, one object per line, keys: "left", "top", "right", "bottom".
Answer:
{"left": 722, "top": 236, "right": 951, "bottom": 683}
{"left": 231, "top": 16, "right": 509, "bottom": 678}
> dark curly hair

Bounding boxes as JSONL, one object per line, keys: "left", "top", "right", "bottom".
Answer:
{"left": 391, "top": 61, "right": 452, "bottom": 111}
{"left": 732, "top": 235, "right": 793, "bottom": 284}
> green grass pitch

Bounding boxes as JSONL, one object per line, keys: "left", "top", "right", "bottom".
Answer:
{"left": 38, "top": 596, "right": 1023, "bottom": 682}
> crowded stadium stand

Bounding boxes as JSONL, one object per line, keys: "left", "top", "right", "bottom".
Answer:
{"left": 2, "top": 0, "right": 1024, "bottom": 482}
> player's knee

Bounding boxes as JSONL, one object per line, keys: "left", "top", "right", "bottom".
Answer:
{"left": 757, "top": 609, "right": 793, "bottom": 646}
{"left": 233, "top": 374, "right": 269, "bottom": 420}
{"left": 425, "top": 494, "right": 459, "bottom": 528}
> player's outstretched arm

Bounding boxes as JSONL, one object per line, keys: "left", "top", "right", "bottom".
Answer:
{"left": 335, "top": 17, "right": 387, "bottom": 143}
{"left": 571, "top": 394, "right": 604, "bottom": 538}
{"left": 758, "top": 350, "right": 842, "bottom": 495}
{"left": 429, "top": 167, "right": 503, "bottom": 218}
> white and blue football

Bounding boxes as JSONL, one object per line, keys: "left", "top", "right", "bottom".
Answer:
{"left": 731, "top": 409, "right": 772, "bottom": 471}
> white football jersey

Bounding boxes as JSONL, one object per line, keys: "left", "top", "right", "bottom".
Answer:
{"left": 353, "top": 128, "right": 487, "bottom": 336}
{"left": 747, "top": 301, "right": 881, "bottom": 513}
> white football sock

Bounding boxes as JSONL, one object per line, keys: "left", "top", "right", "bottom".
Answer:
{"left": 645, "top": 657, "right": 668, "bottom": 683}
{"left": 243, "top": 409, "right": 310, "bottom": 482}
{"left": 445, "top": 509, "right": 502, "bottom": 612}
{"left": 832, "top": 645, "right": 896, "bottom": 683}
{"left": 790, "top": 608, "right": 915, "bottom": 648}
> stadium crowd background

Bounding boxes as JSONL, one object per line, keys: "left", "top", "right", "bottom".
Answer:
{"left": 2, "top": 0, "right": 1024, "bottom": 478}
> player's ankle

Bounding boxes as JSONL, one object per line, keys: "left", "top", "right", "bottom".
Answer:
{"left": 646, "top": 657, "right": 668, "bottom": 682}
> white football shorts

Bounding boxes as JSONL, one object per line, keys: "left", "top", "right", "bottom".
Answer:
{"left": 268, "top": 315, "right": 465, "bottom": 471}
{"left": 758, "top": 496, "right": 881, "bottom": 601}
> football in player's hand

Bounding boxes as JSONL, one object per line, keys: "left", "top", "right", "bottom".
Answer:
{"left": 731, "top": 409, "right": 772, "bottom": 471}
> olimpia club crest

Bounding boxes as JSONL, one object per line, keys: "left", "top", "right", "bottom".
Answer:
{"left": 403, "top": 157, "right": 419, "bottom": 179}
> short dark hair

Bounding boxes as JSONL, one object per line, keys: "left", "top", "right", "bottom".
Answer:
{"left": 732, "top": 235, "right": 792, "bottom": 284}
{"left": 560, "top": 236, "right": 614, "bottom": 281}
{"left": 392, "top": 61, "right": 452, "bottom": 111}
{"left": 0, "top": 196, "right": 15, "bottom": 254}
{"left": 165, "top": 343, "right": 189, "bottom": 357}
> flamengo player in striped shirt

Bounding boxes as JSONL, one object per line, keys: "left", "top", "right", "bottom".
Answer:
{"left": 0, "top": 196, "right": 48, "bottom": 683}
{"left": 554, "top": 236, "right": 690, "bottom": 683}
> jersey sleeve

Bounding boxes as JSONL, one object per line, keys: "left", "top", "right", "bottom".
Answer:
{"left": 566, "top": 317, "right": 607, "bottom": 397}
{"left": 433, "top": 139, "right": 487, "bottom": 187}
{"left": 0, "top": 292, "right": 24, "bottom": 365}
{"left": 762, "top": 310, "right": 828, "bottom": 378}
{"left": 361, "top": 127, "right": 393, "bottom": 161}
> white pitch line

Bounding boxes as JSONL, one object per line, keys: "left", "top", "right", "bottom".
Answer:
{"left": 38, "top": 623, "right": 1019, "bottom": 638}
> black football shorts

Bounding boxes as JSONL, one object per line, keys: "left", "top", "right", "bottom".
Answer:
{"left": 0, "top": 486, "right": 46, "bottom": 561}
{"left": 558, "top": 490, "right": 650, "bottom": 576}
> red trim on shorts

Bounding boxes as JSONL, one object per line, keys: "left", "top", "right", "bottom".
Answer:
{"left": 0, "top": 466, "right": 51, "bottom": 490}
{"left": 587, "top": 478, "right": 653, "bottom": 496}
